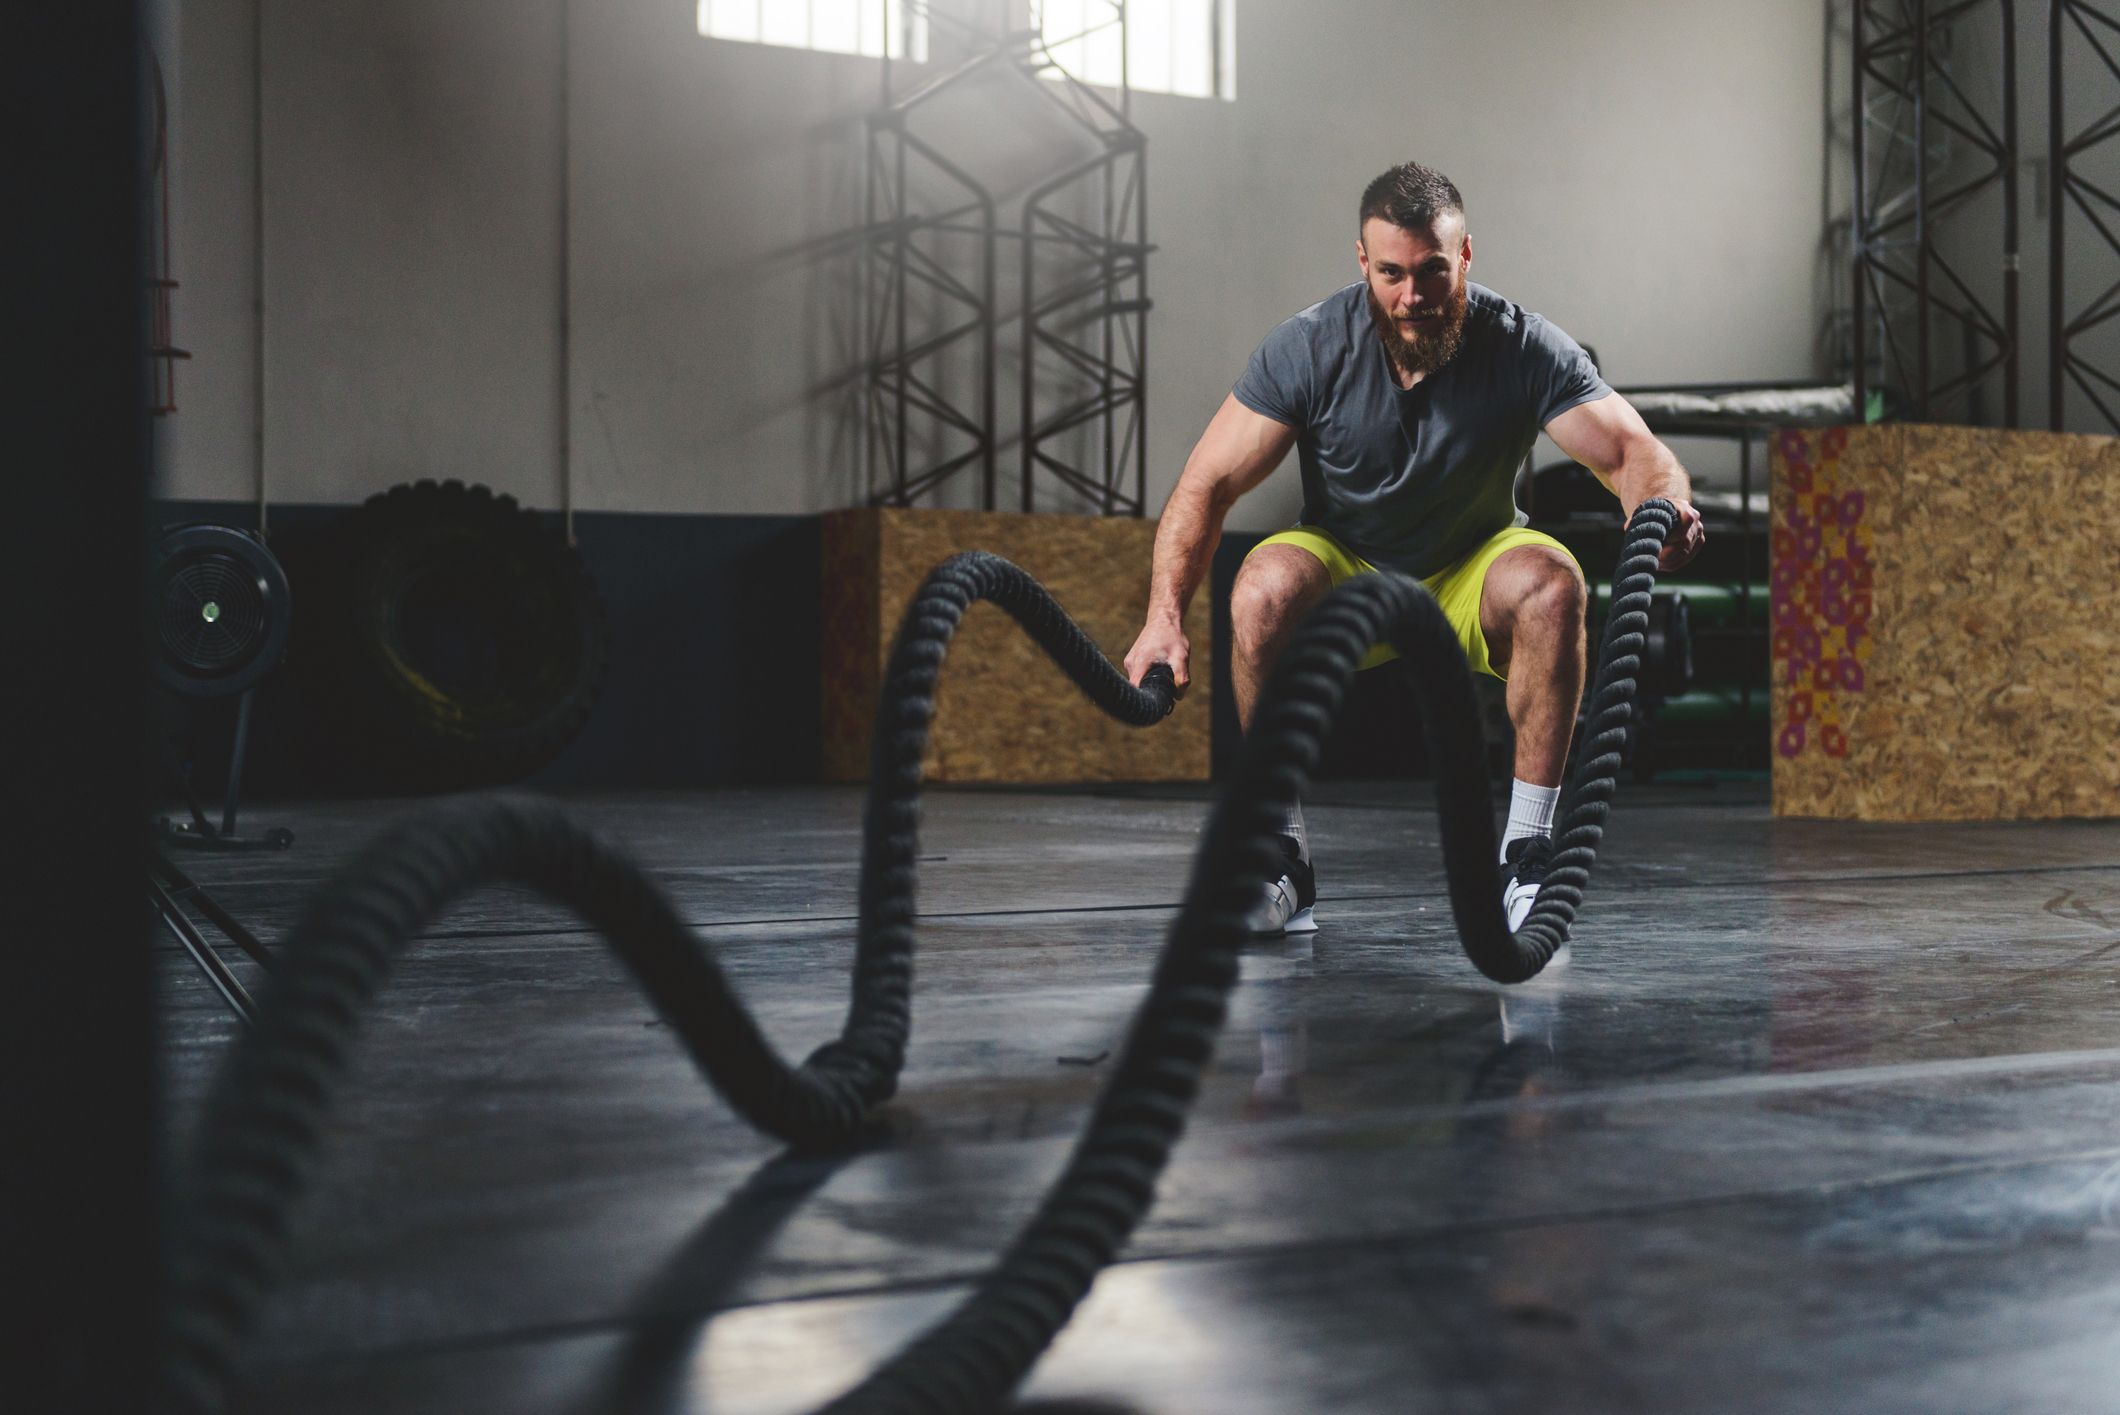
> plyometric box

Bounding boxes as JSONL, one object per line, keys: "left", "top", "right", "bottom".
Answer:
{"left": 1770, "top": 423, "right": 2120, "bottom": 820}
{"left": 821, "top": 508, "right": 1210, "bottom": 783}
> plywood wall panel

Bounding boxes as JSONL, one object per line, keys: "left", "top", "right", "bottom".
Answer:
{"left": 821, "top": 509, "right": 1210, "bottom": 783}
{"left": 1771, "top": 424, "right": 2120, "bottom": 820}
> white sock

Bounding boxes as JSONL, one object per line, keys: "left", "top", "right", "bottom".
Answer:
{"left": 1500, "top": 779, "right": 1559, "bottom": 861}
{"left": 1283, "top": 798, "right": 1308, "bottom": 862}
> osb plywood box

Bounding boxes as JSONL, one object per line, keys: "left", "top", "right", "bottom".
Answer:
{"left": 821, "top": 508, "right": 1210, "bottom": 783}
{"left": 1770, "top": 423, "right": 2120, "bottom": 820}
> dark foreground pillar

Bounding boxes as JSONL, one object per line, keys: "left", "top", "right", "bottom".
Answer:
{"left": 3, "top": 5, "right": 156, "bottom": 1410}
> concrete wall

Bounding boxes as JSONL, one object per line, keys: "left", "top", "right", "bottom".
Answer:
{"left": 162, "top": 0, "right": 1830, "bottom": 530}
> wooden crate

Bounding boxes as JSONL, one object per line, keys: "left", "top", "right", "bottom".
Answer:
{"left": 821, "top": 507, "right": 1211, "bottom": 783}
{"left": 1769, "top": 423, "right": 2120, "bottom": 820}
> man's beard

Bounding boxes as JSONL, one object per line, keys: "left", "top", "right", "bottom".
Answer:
{"left": 1368, "top": 280, "right": 1468, "bottom": 379}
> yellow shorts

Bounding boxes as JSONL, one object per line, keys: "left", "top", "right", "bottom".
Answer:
{"left": 1245, "top": 524, "right": 1578, "bottom": 678}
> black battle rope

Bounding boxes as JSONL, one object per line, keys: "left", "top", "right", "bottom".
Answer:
{"left": 158, "top": 501, "right": 1672, "bottom": 1414}
{"left": 1476, "top": 495, "right": 1678, "bottom": 978}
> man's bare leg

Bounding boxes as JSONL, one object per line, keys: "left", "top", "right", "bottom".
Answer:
{"left": 1479, "top": 545, "right": 1589, "bottom": 788}
{"left": 1480, "top": 544, "right": 1587, "bottom": 936}
{"left": 1230, "top": 545, "right": 1335, "bottom": 932}
{"left": 1231, "top": 545, "right": 1336, "bottom": 733}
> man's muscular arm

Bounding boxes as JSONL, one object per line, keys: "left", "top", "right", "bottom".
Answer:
{"left": 1123, "top": 395, "right": 1298, "bottom": 690}
{"left": 1544, "top": 391, "right": 1707, "bottom": 570}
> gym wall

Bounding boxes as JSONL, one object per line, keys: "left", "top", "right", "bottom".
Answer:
{"left": 152, "top": 0, "right": 1826, "bottom": 788}
{"left": 159, "top": 0, "right": 1827, "bottom": 525}
{"left": 151, "top": 499, "right": 821, "bottom": 790}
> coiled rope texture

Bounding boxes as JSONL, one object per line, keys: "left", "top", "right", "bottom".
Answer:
{"left": 158, "top": 500, "right": 1673, "bottom": 1414}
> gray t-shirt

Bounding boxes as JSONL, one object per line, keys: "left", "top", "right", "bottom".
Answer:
{"left": 1232, "top": 280, "right": 1610, "bottom": 578}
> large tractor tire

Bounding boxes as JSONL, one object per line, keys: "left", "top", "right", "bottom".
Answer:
{"left": 307, "top": 480, "right": 609, "bottom": 790}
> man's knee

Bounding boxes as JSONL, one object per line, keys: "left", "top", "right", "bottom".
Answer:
{"left": 1524, "top": 558, "right": 1588, "bottom": 629}
{"left": 1497, "top": 550, "right": 1586, "bottom": 631}
{"left": 1231, "top": 547, "right": 1331, "bottom": 643}
{"left": 1483, "top": 549, "right": 1585, "bottom": 674}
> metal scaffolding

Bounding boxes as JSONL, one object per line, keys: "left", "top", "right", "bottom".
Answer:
{"left": 2049, "top": 0, "right": 2120, "bottom": 429}
{"left": 1849, "top": 0, "right": 2020, "bottom": 426}
{"left": 1018, "top": 10, "right": 1150, "bottom": 514}
{"left": 863, "top": 39, "right": 1003, "bottom": 511}
{"left": 862, "top": 2, "right": 1152, "bottom": 514}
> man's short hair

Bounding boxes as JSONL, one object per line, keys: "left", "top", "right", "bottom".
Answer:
{"left": 1359, "top": 162, "right": 1464, "bottom": 234}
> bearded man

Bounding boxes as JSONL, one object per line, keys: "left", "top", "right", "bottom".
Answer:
{"left": 1122, "top": 161, "right": 1706, "bottom": 939}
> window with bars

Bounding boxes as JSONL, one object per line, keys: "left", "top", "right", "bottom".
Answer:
{"left": 1036, "top": 0, "right": 1234, "bottom": 101}
{"left": 695, "top": 0, "right": 929, "bottom": 63}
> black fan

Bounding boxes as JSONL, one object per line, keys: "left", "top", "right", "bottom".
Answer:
{"left": 151, "top": 523, "right": 290, "bottom": 699}
{"left": 151, "top": 524, "right": 292, "bottom": 852}
{"left": 149, "top": 525, "right": 292, "bottom": 1024}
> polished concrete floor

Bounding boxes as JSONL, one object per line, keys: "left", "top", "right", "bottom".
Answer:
{"left": 155, "top": 781, "right": 2120, "bottom": 1413}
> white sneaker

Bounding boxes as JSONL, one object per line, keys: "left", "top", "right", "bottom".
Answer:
{"left": 1500, "top": 834, "right": 1555, "bottom": 933}
{"left": 1246, "top": 838, "right": 1318, "bottom": 937}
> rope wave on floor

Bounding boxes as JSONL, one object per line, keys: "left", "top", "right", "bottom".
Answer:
{"left": 158, "top": 501, "right": 1674, "bottom": 1414}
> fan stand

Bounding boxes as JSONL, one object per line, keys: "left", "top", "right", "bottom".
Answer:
{"left": 148, "top": 522, "right": 297, "bottom": 1023}
{"left": 157, "top": 690, "right": 294, "bottom": 852}
{"left": 152, "top": 690, "right": 289, "bottom": 1025}
{"left": 148, "top": 846, "right": 274, "bottom": 1025}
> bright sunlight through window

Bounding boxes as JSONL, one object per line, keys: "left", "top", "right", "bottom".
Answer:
{"left": 1037, "top": 0, "right": 1234, "bottom": 100}
{"left": 696, "top": 0, "right": 929, "bottom": 63}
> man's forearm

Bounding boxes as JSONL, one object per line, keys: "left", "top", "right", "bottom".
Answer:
{"left": 1145, "top": 476, "right": 1229, "bottom": 625}
{"left": 1609, "top": 439, "right": 1692, "bottom": 516}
